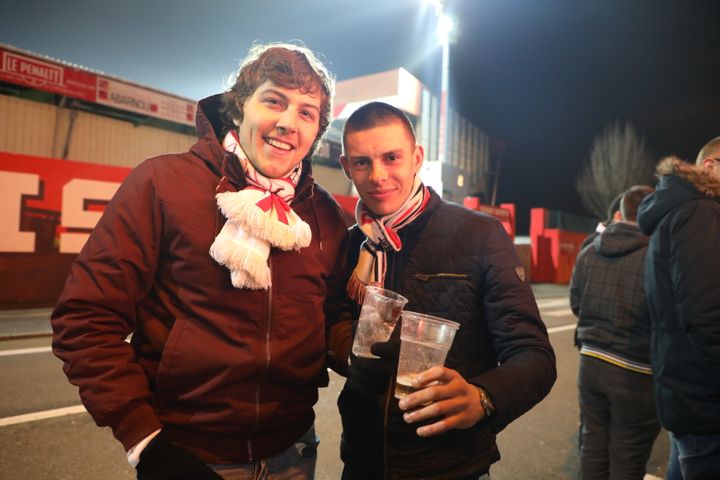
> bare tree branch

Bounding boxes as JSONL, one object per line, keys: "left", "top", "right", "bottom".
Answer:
{"left": 575, "top": 122, "right": 656, "bottom": 219}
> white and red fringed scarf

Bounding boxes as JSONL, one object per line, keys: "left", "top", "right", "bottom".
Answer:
{"left": 347, "top": 175, "right": 430, "bottom": 303}
{"left": 209, "top": 131, "right": 311, "bottom": 289}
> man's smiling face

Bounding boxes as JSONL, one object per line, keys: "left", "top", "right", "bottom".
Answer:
{"left": 237, "top": 80, "right": 321, "bottom": 178}
{"left": 340, "top": 120, "right": 423, "bottom": 216}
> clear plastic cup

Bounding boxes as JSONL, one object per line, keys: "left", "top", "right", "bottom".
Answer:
{"left": 394, "top": 311, "right": 460, "bottom": 399}
{"left": 351, "top": 286, "right": 408, "bottom": 358}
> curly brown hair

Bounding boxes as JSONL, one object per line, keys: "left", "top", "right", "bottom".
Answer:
{"left": 222, "top": 43, "right": 335, "bottom": 158}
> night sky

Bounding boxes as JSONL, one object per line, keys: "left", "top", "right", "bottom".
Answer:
{"left": 2, "top": 0, "right": 719, "bottom": 232}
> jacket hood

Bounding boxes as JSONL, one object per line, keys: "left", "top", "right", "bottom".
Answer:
{"left": 192, "top": 94, "right": 229, "bottom": 170}
{"left": 190, "top": 94, "right": 316, "bottom": 196}
{"left": 593, "top": 221, "right": 647, "bottom": 257}
{"left": 638, "top": 156, "right": 720, "bottom": 234}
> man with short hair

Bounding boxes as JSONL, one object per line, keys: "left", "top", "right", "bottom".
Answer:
{"left": 52, "top": 43, "right": 348, "bottom": 479}
{"left": 638, "top": 137, "right": 720, "bottom": 480}
{"left": 580, "top": 192, "right": 624, "bottom": 251}
{"left": 331, "top": 101, "right": 556, "bottom": 479}
{"left": 570, "top": 184, "right": 658, "bottom": 480}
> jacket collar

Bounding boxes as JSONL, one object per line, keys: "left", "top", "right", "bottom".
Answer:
{"left": 656, "top": 156, "right": 720, "bottom": 198}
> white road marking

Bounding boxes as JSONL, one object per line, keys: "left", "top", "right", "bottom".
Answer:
{"left": 536, "top": 298, "right": 569, "bottom": 308}
{"left": 544, "top": 308, "right": 574, "bottom": 317}
{"left": 0, "top": 302, "right": 577, "bottom": 428}
{"left": 0, "top": 405, "right": 86, "bottom": 427}
{"left": 547, "top": 324, "right": 576, "bottom": 334}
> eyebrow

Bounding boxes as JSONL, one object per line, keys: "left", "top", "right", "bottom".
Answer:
{"left": 261, "top": 87, "right": 321, "bottom": 113}
{"left": 348, "top": 149, "right": 404, "bottom": 161}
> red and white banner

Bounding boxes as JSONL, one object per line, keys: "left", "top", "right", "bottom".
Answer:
{"left": 96, "top": 77, "right": 195, "bottom": 126}
{"left": 0, "top": 152, "right": 130, "bottom": 255}
{"left": 0, "top": 46, "right": 97, "bottom": 102}
{"left": 0, "top": 45, "right": 196, "bottom": 126}
{"left": 0, "top": 151, "right": 356, "bottom": 306}
{"left": 0, "top": 152, "right": 131, "bottom": 306}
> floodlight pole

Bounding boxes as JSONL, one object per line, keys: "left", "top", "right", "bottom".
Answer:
{"left": 433, "top": 0, "right": 450, "bottom": 168}
{"left": 438, "top": 32, "right": 449, "bottom": 167}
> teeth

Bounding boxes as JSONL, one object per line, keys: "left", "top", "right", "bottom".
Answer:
{"left": 266, "top": 138, "right": 293, "bottom": 151}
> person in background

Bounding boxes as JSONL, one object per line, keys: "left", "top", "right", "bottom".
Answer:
{"left": 637, "top": 138, "right": 720, "bottom": 480}
{"left": 51, "top": 43, "right": 348, "bottom": 480}
{"left": 570, "top": 184, "right": 658, "bottom": 480}
{"left": 580, "top": 192, "right": 623, "bottom": 251}
{"left": 329, "top": 101, "right": 556, "bottom": 480}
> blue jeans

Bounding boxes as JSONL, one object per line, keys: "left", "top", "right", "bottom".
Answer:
{"left": 210, "top": 426, "right": 319, "bottom": 480}
{"left": 666, "top": 431, "right": 720, "bottom": 480}
{"left": 577, "top": 355, "right": 661, "bottom": 480}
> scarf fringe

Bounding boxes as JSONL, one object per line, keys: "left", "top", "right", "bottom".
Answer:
{"left": 230, "top": 270, "right": 265, "bottom": 290}
{"left": 346, "top": 272, "right": 385, "bottom": 305}
{"left": 209, "top": 222, "right": 271, "bottom": 289}
{"left": 346, "top": 272, "right": 367, "bottom": 304}
{"left": 216, "top": 191, "right": 311, "bottom": 251}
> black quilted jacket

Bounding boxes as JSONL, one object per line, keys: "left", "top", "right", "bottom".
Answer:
{"left": 336, "top": 190, "right": 556, "bottom": 480}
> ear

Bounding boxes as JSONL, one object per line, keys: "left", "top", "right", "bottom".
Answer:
{"left": 339, "top": 155, "right": 352, "bottom": 180}
{"left": 412, "top": 144, "right": 425, "bottom": 174}
{"left": 702, "top": 157, "right": 715, "bottom": 170}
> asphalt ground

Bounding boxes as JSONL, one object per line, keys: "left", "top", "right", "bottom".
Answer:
{"left": 0, "top": 284, "right": 668, "bottom": 479}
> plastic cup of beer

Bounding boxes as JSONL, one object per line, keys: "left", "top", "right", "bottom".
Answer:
{"left": 394, "top": 311, "right": 460, "bottom": 399}
{"left": 351, "top": 286, "right": 408, "bottom": 358}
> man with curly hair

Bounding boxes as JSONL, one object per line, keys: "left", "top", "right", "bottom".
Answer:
{"left": 52, "top": 43, "right": 348, "bottom": 479}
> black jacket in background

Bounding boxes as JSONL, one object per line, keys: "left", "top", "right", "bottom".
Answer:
{"left": 336, "top": 190, "right": 556, "bottom": 479}
{"left": 638, "top": 157, "right": 720, "bottom": 435}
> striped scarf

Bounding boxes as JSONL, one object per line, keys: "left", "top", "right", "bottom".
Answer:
{"left": 347, "top": 175, "right": 430, "bottom": 302}
{"left": 209, "top": 131, "right": 311, "bottom": 289}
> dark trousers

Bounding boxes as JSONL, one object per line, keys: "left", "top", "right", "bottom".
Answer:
{"left": 577, "top": 355, "right": 661, "bottom": 480}
{"left": 342, "top": 464, "right": 490, "bottom": 480}
{"left": 666, "top": 431, "right": 720, "bottom": 480}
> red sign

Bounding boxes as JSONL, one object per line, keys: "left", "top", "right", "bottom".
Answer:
{"left": 0, "top": 152, "right": 132, "bottom": 306}
{"left": 0, "top": 151, "right": 357, "bottom": 307}
{"left": 0, "top": 152, "right": 130, "bottom": 254}
{"left": 0, "top": 46, "right": 97, "bottom": 102}
{"left": 0, "top": 45, "right": 196, "bottom": 126}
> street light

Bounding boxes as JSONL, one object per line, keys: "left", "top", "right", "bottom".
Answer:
{"left": 428, "top": 1, "right": 454, "bottom": 167}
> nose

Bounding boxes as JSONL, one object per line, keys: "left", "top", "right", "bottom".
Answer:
{"left": 369, "top": 162, "right": 388, "bottom": 184}
{"left": 276, "top": 108, "right": 298, "bottom": 134}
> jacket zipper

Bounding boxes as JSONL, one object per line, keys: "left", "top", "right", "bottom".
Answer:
{"left": 411, "top": 272, "right": 469, "bottom": 281}
{"left": 247, "top": 256, "right": 274, "bottom": 462}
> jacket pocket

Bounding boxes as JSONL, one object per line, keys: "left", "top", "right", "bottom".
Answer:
{"left": 153, "top": 317, "right": 187, "bottom": 392}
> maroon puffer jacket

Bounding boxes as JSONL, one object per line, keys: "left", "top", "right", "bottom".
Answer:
{"left": 51, "top": 94, "right": 349, "bottom": 463}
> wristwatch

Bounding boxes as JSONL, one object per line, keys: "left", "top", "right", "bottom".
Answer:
{"left": 475, "top": 386, "right": 495, "bottom": 417}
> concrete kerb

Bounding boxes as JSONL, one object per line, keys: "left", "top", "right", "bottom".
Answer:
{"left": 0, "top": 308, "right": 53, "bottom": 340}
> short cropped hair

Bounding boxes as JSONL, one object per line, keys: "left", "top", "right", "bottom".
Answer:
{"left": 695, "top": 136, "right": 720, "bottom": 166}
{"left": 342, "top": 101, "right": 416, "bottom": 153}
{"left": 620, "top": 185, "right": 654, "bottom": 222}
{"left": 223, "top": 43, "right": 334, "bottom": 156}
